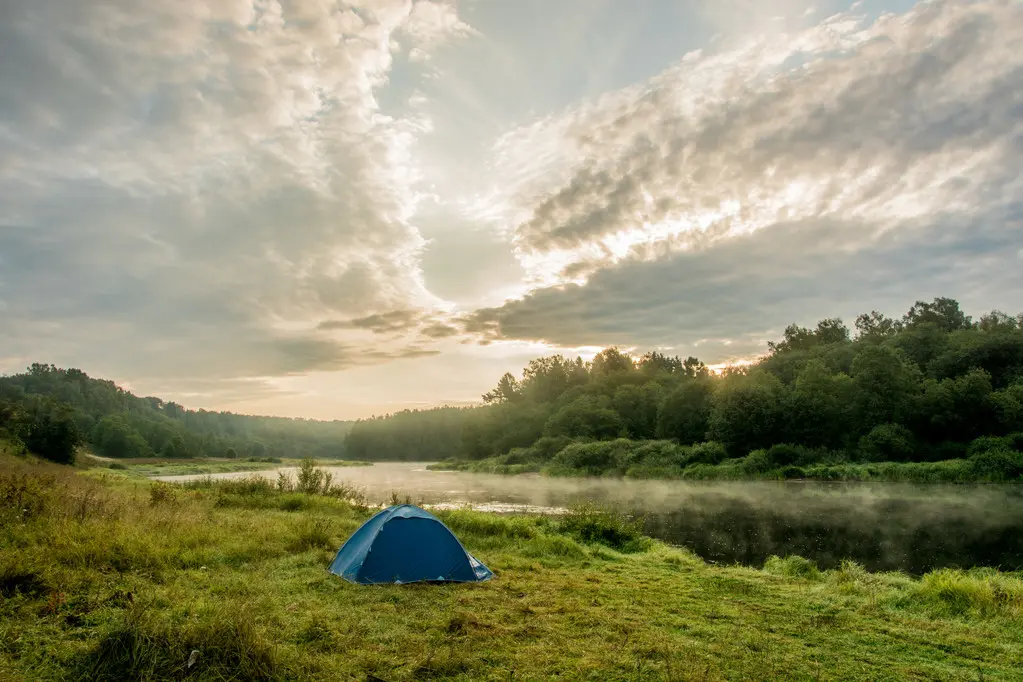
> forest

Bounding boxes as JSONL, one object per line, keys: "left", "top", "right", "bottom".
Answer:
{"left": 345, "top": 297, "right": 1023, "bottom": 481}
{"left": 0, "top": 364, "right": 352, "bottom": 464}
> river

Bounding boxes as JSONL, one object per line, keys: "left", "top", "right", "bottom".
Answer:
{"left": 154, "top": 462, "right": 1023, "bottom": 574}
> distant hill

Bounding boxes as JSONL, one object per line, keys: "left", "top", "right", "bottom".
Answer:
{"left": 0, "top": 364, "right": 353, "bottom": 461}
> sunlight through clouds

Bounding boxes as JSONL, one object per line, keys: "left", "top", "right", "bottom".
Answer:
{"left": 1, "top": 0, "right": 1021, "bottom": 417}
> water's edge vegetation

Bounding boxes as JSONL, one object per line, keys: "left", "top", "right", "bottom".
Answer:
{"left": 3, "top": 297, "right": 1023, "bottom": 483}
{"left": 2, "top": 452, "right": 1022, "bottom": 680}
{"left": 349, "top": 298, "right": 1023, "bottom": 483}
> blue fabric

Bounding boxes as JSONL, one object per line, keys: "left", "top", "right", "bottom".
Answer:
{"left": 327, "top": 505, "right": 493, "bottom": 584}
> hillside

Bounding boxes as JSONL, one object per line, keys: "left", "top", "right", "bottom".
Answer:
{"left": 0, "top": 364, "right": 352, "bottom": 463}
{"left": 347, "top": 297, "right": 1023, "bottom": 481}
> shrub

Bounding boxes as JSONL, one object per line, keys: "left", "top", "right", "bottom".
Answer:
{"left": 686, "top": 441, "right": 728, "bottom": 466}
{"left": 779, "top": 465, "right": 805, "bottom": 479}
{"left": 1006, "top": 432, "right": 1023, "bottom": 451}
{"left": 549, "top": 440, "right": 632, "bottom": 476}
{"left": 297, "top": 458, "right": 331, "bottom": 494}
{"left": 632, "top": 440, "right": 690, "bottom": 467}
{"left": 970, "top": 448, "right": 1023, "bottom": 482}
{"left": 557, "top": 503, "right": 650, "bottom": 553}
{"left": 740, "top": 450, "right": 771, "bottom": 474}
{"left": 765, "top": 443, "right": 818, "bottom": 467}
{"left": 859, "top": 423, "right": 916, "bottom": 462}
{"left": 967, "top": 435, "right": 1012, "bottom": 457}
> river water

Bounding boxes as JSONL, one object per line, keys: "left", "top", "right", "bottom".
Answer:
{"left": 154, "top": 462, "right": 1023, "bottom": 574}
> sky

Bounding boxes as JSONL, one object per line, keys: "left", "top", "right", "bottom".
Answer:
{"left": 1, "top": 0, "right": 1021, "bottom": 420}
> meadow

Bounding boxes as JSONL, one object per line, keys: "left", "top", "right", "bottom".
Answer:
{"left": 2, "top": 453, "right": 1022, "bottom": 681}
{"left": 88, "top": 455, "right": 371, "bottom": 479}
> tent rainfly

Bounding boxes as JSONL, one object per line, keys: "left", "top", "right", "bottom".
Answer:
{"left": 327, "top": 504, "right": 493, "bottom": 584}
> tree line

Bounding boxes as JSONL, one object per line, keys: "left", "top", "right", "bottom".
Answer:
{"left": 0, "top": 364, "right": 353, "bottom": 464}
{"left": 345, "top": 297, "right": 1023, "bottom": 480}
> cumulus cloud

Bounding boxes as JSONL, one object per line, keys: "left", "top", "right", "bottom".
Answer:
{"left": 479, "top": 0, "right": 1022, "bottom": 284}
{"left": 0, "top": 0, "right": 472, "bottom": 393}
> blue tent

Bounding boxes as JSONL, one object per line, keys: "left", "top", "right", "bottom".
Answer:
{"left": 327, "top": 505, "right": 493, "bottom": 584}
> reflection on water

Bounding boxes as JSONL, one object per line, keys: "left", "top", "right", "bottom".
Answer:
{"left": 155, "top": 462, "right": 1023, "bottom": 574}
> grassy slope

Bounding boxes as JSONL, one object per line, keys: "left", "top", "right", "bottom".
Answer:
{"left": 2, "top": 455, "right": 1022, "bottom": 681}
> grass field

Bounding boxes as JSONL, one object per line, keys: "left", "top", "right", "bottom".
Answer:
{"left": 2, "top": 452, "right": 1022, "bottom": 681}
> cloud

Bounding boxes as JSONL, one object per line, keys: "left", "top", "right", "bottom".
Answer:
{"left": 317, "top": 310, "right": 423, "bottom": 333}
{"left": 462, "top": 207, "right": 1023, "bottom": 361}
{"left": 0, "top": 0, "right": 473, "bottom": 387}
{"left": 477, "top": 0, "right": 1022, "bottom": 284}
{"left": 452, "top": 0, "right": 1023, "bottom": 360}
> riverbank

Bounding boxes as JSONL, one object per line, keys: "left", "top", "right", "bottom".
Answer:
{"left": 2, "top": 455, "right": 1021, "bottom": 680}
{"left": 429, "top": 440, "right": 1023, "bottom": 484}
{"left": 82, "top": 454, "right": 372, "bottom": 478}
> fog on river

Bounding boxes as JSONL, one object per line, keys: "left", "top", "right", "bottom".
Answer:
{"left": 155, "top": 462, "right": 1023, "bottom": 574}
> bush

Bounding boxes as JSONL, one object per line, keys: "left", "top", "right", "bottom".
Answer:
{"left": 970, "top": 448, "right": 1023, "bottom": 482}
{"left": 859, "top": 423, "right": 916, "bottom": 462}
{"left": 22, "top": 403, "right": 82, "bottom": 465}
{"left": 549, "top": 440, "right": 632, "bottom": 476}
{"left": 741, "top": 450, "right": 772, "bottom": 474}
{"left": 765, "top": 443, "right": 818, "bottom": 467}
{"left": 1007, "top": 432, "right": 1023, "bottom": 451}
{"left": 779, "top": 465, "right": 805, "bottom": 479}
{"left": 967, "top": 435, "right": 1012, "bottom": 457}
{"left": 557, "top": 504, "right": 650, "bottom": 553}
{"left": 686, "top": 441, "right": 728, "bottom": 466}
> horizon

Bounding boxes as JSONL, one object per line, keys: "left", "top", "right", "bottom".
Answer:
{"left": 2, "top": 0, "right": 1021, "bottom": 420}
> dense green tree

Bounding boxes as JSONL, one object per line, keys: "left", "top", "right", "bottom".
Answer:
{"left": 482, "top": 373, "right": 522, "bottom": 404}
{"left": 914, "top": 370, "right": 997, "bottom": 444}
{"left": 22, "top": 398, "right": 82, "bottom": 464}
{"left": 707, "top": 371, "right": 786, "bottom": 455}
{"left": 0, "top": 364, "right": 353, "bottom": 462}
{"left": 783, "top": 360, "right": 855, "bottom": 449}
{"left": 855, "top": 311, "right": 902, "bottom": 341}
{"left": 612, "top": 383, "right": 663, "bottom": 439}
{"left": 850, "top": 346, "right": 921, "bottom": 430}
{"left": 656, "top": 378, "right": 714, "bottom": 444}
{"left": 519, "top": 355, "right": 588, "bottom": 404}
{"left": 590, "top": 347, "right": 636, "bottom": 376}
{"left": 903, "top": 297, "right": 972, "bottom": 332}
{"left": 544, "top": 396, "right": 625, "bottom": 440}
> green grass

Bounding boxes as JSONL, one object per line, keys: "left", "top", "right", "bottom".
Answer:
{"left": 81, "top": 455, "right": 372, "bottom": 478}
{"left": 2, "top": 454, "right": 1022, "bottom": 681}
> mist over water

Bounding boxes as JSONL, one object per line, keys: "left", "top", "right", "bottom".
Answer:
{"left": 156, "top": 463, "right": 1023, "bottom": 574}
